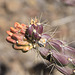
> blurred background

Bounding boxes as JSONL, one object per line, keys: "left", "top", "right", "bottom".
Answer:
{"left": 0, "top": 0, "right": 75, "bottom": 75}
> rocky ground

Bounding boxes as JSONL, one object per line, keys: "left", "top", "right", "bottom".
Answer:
{"left": 0, "top": 0, "right": 75, "bottom": 75}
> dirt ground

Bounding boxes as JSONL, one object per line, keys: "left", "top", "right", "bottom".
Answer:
{"left": 0, "top": 0, "right": 75, "bottom": 75}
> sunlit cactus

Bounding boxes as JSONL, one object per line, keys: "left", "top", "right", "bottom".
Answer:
{"left": 6, "top": 18, "right": 75, "bottom": 75}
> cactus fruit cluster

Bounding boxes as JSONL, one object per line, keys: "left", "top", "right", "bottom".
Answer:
{"left": 6, "top": 18, "right": 75, "bottom": 75}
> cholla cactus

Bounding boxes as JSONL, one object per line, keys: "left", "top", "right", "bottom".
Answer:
{"left": 6, "top": 18, "right": 75, "bottom": 75}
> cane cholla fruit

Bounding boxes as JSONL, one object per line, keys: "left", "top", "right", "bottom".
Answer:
{"left": 6, "top": 18, "right": 75, "bottom": 75}
{"left": 6, "top": 18, "right": 43, "bottom": 51}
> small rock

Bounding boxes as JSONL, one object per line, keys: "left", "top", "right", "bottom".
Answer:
{"left": 5, "top": 0, "right": 22, "bottom": 13}
{"left": 0, "top": 7, "right": 6, "bottom": 16}
{"left": 0, "top": 16, "right": 9, "bottom": 31}
{"left": 0, "top": 0, "right": 5, "bottom": 6}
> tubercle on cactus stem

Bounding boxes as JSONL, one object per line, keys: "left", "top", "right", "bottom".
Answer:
{"left": 6, "top": 18, "right": 75, "bottom": 75}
